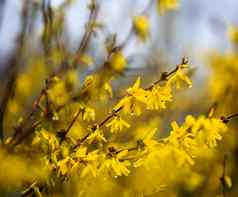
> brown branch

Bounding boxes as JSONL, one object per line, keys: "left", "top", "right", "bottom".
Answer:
{"left": 72, "top": 0, "right": 99, "bottom": 68}
{"left": 220, "top": 112, "right": 238, "bottom": 123}
{"left": 10, "top": 120, "right": 42, "bottom": 148}
{"left": 98, "top": 107, "right": 123, "bottom": 128}
{"left": 56, "top": 108, "right": 82, "bottom": 144}
{"left": 41, "top": 0, "right": 53, "bottom": 57}
{"left": 0, "top": 0, "right": 30, "bottom": 142}
{"left": 0, "top": 0, "right": 6, "bottom": 30}
{"left": 64, "top": 109, "right": 82, "bottom": 136}
{"left": 207, "top": 102, "right": 218, "bottom": 118}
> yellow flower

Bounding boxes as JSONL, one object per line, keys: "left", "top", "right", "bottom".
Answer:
{"left": 75, "top": 146, "right": 87, "bottom": 158}
{"left": 48, "top": 79, "right": 69, "bottom": 106}
{"left": 103, "top": 82, "right": 113, "bottom": 97}
{"left": 157, "top": 0, "right": 179, "bottom": 14}
{"left": 77, "top": 53, "right": 94, "bottom": 66}
{"left": 170, "top": 121, "right": 187, "bottom": 138}
{"left": 228, "top": 25, "right": 238, "bottom": 44}
{"left": 81, "top": 107, "right": 95, "bottom": 121}
{"left": 224, "top": 175, "right": 232, "bottom": 188}
{"left": 168, "top": 121, "right": 197, "bottom": 152}
{"left": 133, "top": 15, "right": 150, "bottom": 41}
{"left": 72, "top": 147, "right": 100, "bottom": 177}
{"left": 184, "top": 115, "right": 196, "bottom": 127}
{"left": 106, "top": 116, "right": 130, "bottom": 133}
{"left": 147, "top": 85, "right": 172, "bottom": 110}
{"left": 80, "top": 150, "right": 100, "bottom": 178}
{"left": 197, "top": 117, "right": 227, "bottom": 148}
{"left": 172, "top": 147, "right": 195, "bottom": 166}
{"left": 86, "top": 129, "right": 107, "bottom": 144}
{"left": 65, "top": 69, "right": 79, "bottom": 88}
{"left": 57, "top": 157, "right": 75, "bottom": 175}
{"left": 142, "top": 128, "right": 159, "bottom": 148}
{"left": 127, "top": 77, "right": 148, "bottom": 102}
{"left": 16, "top": 74, "right": 32, "bottom": 97}
{"left": 168, "top": 65, "right": 192, "bottom": 89}
{"left": 167, "top": 115, "right": 227, "bottom": 156}
{"left": 115, "top": 96, "right": 144, "bottom": 116}
{"left": 114, "top": 77, "right": 148, "bottom": 115}
{"left": 34, "top": 129, "right": 59, "bottom": 151}
{"left": 110, "top": 50, "right": 127, "bottom": 72}
{"left": 80, "top": 162, "right": 98, "bottom": 178}
{"left": 99, "top": 150, "right": 130, "bottom": 176}
{"left": 134, "top": 128, "right": 159, "bottom": 167}
{"left": 83, "top": 75, "right": 96, "bottom": 88}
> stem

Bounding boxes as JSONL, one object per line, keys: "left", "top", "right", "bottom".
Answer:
{"left": 72, "top": 0, "right": 99, "bottom": 68}
{"left": 0, "top": 0, "right": 30, "bottom": 141}
{"left": 0, "top": 0, "right": 6, "bottom": 30}
{"left": 226, "top": 112, "right": 238, "bottom": 120}
{"left": 220, "top": 112, "right": 238, "bottom": 123}
{"left": 98, "top": 107, "right": 123, "bottom": 128}
{"left": 64, "top": 109, "right": 82, "bottom": 136}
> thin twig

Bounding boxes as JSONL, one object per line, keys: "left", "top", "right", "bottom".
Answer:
{"left": 64, "top": 109, "right": 82, "bottom": 136}
{"left": 0, "top": 0, "right": 6, "bottom": 30}
{"left": 220, "top": 112, "right": 238, "bottom": 123}
{"left": 72, "top": 0, "right": 99, "bottom": 68}
{"left": 0, "top": 0, "right": 30, "bottom": 141}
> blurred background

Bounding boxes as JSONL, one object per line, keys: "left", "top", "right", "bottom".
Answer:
{"left": 1, "top": 0, "right": 238, "bottom": 73}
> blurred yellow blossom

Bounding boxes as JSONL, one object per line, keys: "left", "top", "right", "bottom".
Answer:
{"left": 228, "top": 25, "right": 238, "bottom": 44}
{"left": 157, "top": 0, "right": 179, "bottom": 14}
{"left": 133, "top": 15, "right": 150, "bottom": 41}
{"left": 83, "top": 75, "right": 96, "bottom": 88}
{"left": 224, "top": 175, "right": 232, "bottom": 188}
{"left": 78, "top": 54, "right": 94, "bottom": 66}
{"left": 110, "top": 50, "right": 127, "bottom": 72}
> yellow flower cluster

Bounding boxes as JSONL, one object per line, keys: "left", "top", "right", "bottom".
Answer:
{"left": 114, "top": 64, "right": 191, "bottom": 116}
{"left": 132, "top": 115, "right": 227, "bottom": 171}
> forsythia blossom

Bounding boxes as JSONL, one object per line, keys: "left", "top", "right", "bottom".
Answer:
{"left": 106, "top": 116, "right": 130, "bottom": 133}
{"left": 115, "top": 77, "right": 148, "bottom": 115}
{"left": 110, "top": 50, "right": 127, "bottom": 72}
{"left": 147, "top": 85, "right": 172, "bottom": 110}
{"left": 86, "top": 128, "right": 107, "bottom": 144}
{"left": 157, "top": 0, "right": 179, "bottom": 14}
{"left": 81, "top": 106, "right": 96, "bottom": 121}
{"left": 168, "top": 65, "right": 192, "bottom": 88}
{"left": 99, "top": 150, "right": 130, "bottom": 176}
{"left": 228, "top": 25, "right": 238, "bottom": 44}
{"left": 133, "top": 15, "right": 150, "bottom": 41}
